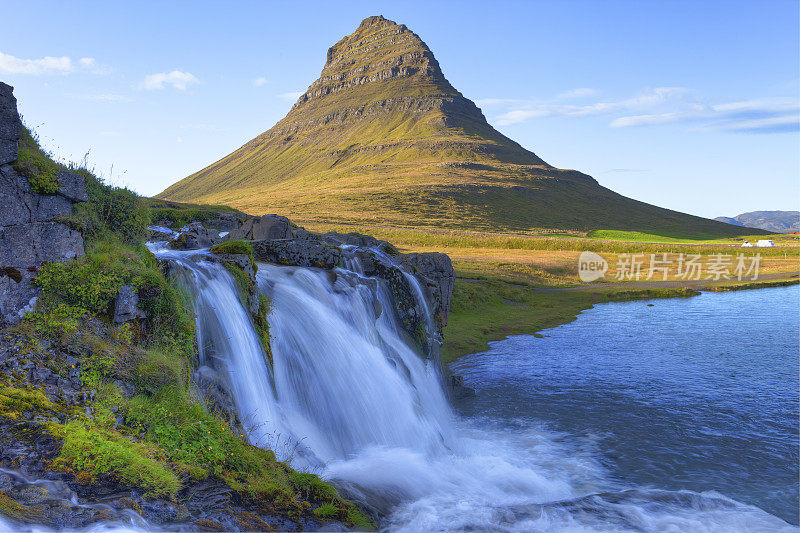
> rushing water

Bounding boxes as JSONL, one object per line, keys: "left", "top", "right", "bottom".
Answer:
{"left": 11, "top": 241, "right": 789, "bottom": 532}
{"left": 451, "top": 285, "right": 800, "bottom": 528}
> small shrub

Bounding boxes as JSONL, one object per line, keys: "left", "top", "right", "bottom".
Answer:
{"left": 313, "top": 503, "right": 340, "bottom": 519}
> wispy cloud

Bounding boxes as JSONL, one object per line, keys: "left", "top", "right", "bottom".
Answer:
{"left": 140, "top": 70, "right": 199, "bottom": 90}
{"left": 278, "top": 91, "right": 303, "bottom": 101}
{"left": 0, "top": 52, "right": 105, "bottom": 75}
{"left": 555, "top": 87, "right": 598, "bottom": 100}
{"left": 485, "top": 87, "right": 798, "bottom": 134}
{"left": 253, "top": 76, "right": 269, "bottom": 87}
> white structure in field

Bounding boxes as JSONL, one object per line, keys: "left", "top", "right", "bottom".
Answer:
{"left": 756, "top": 240, "right": 775, "bottom": 247}
{"left": 741, "top": 241, "right": 753, "bottom": 247}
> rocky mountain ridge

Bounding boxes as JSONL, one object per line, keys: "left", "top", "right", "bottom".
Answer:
{"left": 715, "top": 211, "right": 800, "bottom": 233}
{"left": 159, "top": 15, "right": 752, "bottom": 237}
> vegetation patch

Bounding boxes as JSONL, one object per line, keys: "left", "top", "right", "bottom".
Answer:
{"left": 12, "top": 127, "right": 62, "bottom": 194}
{"left": 254, "top": 294, "right": 273, "bottom": 363}
{"left": 146, "top": 198, "right": 243, "bottom": 229}
{"left": 210, "top": 240, "right": 254, "bottom": 256}
{"left": 52, "top": 420, "right": 181, "bottom": 498}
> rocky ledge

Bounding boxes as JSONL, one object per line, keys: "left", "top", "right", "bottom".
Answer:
{"left": 165, "top": 213, "right": 455, "bottom": 357}
{"left": 0, "top": 82, "right": 87, "bottom": 327}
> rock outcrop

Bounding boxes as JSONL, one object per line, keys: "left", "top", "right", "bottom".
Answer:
{"left": 210, "top": 213, "right": 459, "bottom": 353}
{"left": 230, "top": 214, "right": 291, "bottom": 241}
{"left": 401, "top": 252, "right": 454, "bottom": 332}
{"left": 168, "top": 221, "right": 223, "bottom": 250}
{"left": 0, "top": 83, "right": 86, "bottom": 326}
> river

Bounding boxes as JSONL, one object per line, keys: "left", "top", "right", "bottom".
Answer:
{"left": 451, "top": 285, "right": 799, "bottom": 528}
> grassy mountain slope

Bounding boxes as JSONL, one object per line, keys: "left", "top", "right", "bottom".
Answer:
{"left": 159, "top": 15, "right": 754, "bottom": 237}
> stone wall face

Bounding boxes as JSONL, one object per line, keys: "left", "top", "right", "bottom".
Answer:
{"left": 0, "top": 82, "right": 87, "bottom": 325}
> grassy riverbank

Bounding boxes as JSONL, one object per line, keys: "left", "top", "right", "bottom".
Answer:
{"left": 440, "top": 263, "right": 700, "bottom": 364}
{"left": 301, "top": 222, "right": 798, "bottom": 364}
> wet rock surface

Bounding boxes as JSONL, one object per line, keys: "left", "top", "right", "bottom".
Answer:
{"left": 0, "top": 326, "right": 349, "bottom": 532}
{"left": 168, "top": 221, "right": 224, "bottom": 250}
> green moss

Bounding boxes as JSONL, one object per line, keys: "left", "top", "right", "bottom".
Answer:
{"left": 210, "top": 240, "right": 254, "bottom": 256}
{"left": 255, "top": 294, "right": 273, "bottom": 363}
{"left": 0, "top": 491, "right": 42, "bottom": 521}
{"left": 223, "top": 263, "right": 253, "bottom": 303}
{"left": 52, "top": 420, "right": 180, "bottom": 498}
{"left": 346, "top": 508, "right": 376, "bottom": 530}
{"left": 12, "top": 127, "right": 62, "bottom": 194}
{"left": 22, "top": 304, "right": 87, "bottom": 339}
{"left": 0, "top": 383, "right": 64, "bottom": 421}
{"left": 133, "top": 348, "right": 189, "bottom": 394}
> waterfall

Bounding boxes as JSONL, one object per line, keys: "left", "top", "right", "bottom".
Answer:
{"left": 257, "top": 263, "right": 453, "bottom": 463}
{"left": 146, "top": 244, "right": 794, "bottom": 532}
{"left": 151, "top": 246, "right": 284, "bottom": 448}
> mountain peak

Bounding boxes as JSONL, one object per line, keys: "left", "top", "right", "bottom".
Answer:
{"left": 296, "top": 15, "right": 452, "bottom": 112}
{"left": 158, "top": 16, "right": 749, "bottom": 237}
{"left": 357, "top": 15, "right": 390, "bottom": 29}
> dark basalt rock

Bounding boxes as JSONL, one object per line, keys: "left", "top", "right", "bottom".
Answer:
{"left": 230, "top": 214, "right": 291, "bottom": 241}
{"left": 168, "top": 221, "right": 224, "bottom": 250}
{"left": 401, "top": 252, "right": 454, "bottom": 332}
{"left": 112, "top": 285, "right": 146, "bottom": 324}
{"left": 0, "top": 82, "right": 22, "bottom": 166}
{"left": 0, "top": 84, "right": 88, "bottom": 326}
{"left": 252, "top": 222, "right": 455, "bottom": 355}
{"left": 253, "top": 238, "right": 343, "bottom": 270}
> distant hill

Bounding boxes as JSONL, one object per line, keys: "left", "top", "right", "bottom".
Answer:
{"left": 159, "top": 15, "right": 753, "bottom": 237}
{"left": 715, "top": 211, "right": 800, "bottom": 233}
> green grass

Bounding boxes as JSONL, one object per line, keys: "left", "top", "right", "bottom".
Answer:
{"left": 442, "top": 267, "right": 702, "bottom": 363}
{"left": 52, "top": 420, "right": 181, "bottom": 498}
{"left": 586, "top": 229, "right": 722, "bottom": 243}
{"left": 12, "top": 127, "right": 62, "bottom": 194}
{"left": 145, "top": 198, "right": 244, "bottom": 229}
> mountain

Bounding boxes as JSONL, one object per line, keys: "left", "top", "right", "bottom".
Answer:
{"left": 715, "top": 211, "right": 800, "bottom": 233}
{"left": 159, "top": 15, "right": 752, "bottom": 236}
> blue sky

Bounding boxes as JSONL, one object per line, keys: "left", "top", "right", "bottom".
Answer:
{"left": 1, "top": 0, "right": 797, "bottom": 219}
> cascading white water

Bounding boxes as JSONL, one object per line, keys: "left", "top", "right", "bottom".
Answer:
{"left": 149, "top": 246, "right": 284, "bottom": 448}
{"left": 147, "top": 244, "right": 794, "bottom": 532}
{"left": 257, "top": 263, "right": 454, "bottom": 464}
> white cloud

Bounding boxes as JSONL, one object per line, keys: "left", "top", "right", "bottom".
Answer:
{"left": 278, "top": 91, "right": 304, "bottom": 101}
{"left": 610, "top": 112, "right": 685, "bottom": 128}
{"left": 253, "top": 76, "right": 269, "bottom": 87}
{"left": 493, "top": 87, "right": 688, "bottom": 126}
{"left": 140, "top": 70, "right": 199, "bottom": 91}
{"left": 486, "top": 87, "right": 798, "bottom": 134}
{"left": 0, "top": 51, "right": 104, "bottom": 75}
{"left": 555, "top": 88, "right": 598, "bottom": 100}
{"left": 706, "top": 114, "right": 799, "bottom": 134}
